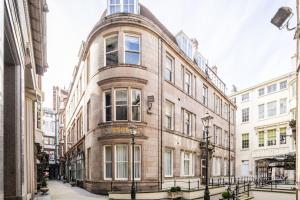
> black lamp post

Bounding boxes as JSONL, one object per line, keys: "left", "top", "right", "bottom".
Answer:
{"left": 201, "top": 112, "right": 213, "bottom": 200}
{"left": 129, "top": 125, "right": 137, "bottom": 200}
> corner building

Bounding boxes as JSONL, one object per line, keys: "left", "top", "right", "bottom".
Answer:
{"left": 64, "top": 1, "right": 236, "bottom": 194}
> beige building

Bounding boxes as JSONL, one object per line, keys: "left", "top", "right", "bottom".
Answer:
{"left": 0, "top": 0, "right": 48, "bottom": 199}
{"left": 62, "top": 1, "right": 236, "bottom": 194}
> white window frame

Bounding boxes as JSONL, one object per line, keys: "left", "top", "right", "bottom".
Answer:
{"left": 242, "top": 108, "right": 249, "bottom": 122}
{"left": 203, "top": 85, "right": 208, "bottom": 106}
{"left": 103, "top": 90, "right": 112, "bottom": 122}
{"left": 115, "top": 144, "right": 129, "bottom": 180}
{"left": 242, "top": 93, "right": 249, "bottom": 102}
{"left": 267, "top": 101, "right": 277, "bottom": 117}
{"left": 184, "top": 70, "right": 192, "bottom": 95}
{"left": 107, "top": 0, "right": 139, "bottom": 15}
{"left": 115, "top": 89, "right": 128, "bottom": 121}
{"left": 165, "top": 101, "right": 174, "bottom": 130}
{"left": 164, "top": 148, "right": 173, "bottom": 177}
{"left": 124, "top": 34, "right": 141, "bottom": 65}
{"left": 258, "top": 104, "right": 264, "bottom": 119}
{"left": 183, "top": 110, "right": 193, "bottom": 136}
{"left": 267, "top": 83, "right": 277, "bottom": 93}
{"left": 280, "top": 80, "right": 287, "bottom": 90}
{"left": 258, "top": 88, "right": 265, "bottom": 96}
{"left": 131, "top": 89, "right": 141, "bottom": 122}
{"left": 280, "top": 98, "right": 287, "bottom": 114}
{"left": 104, "top": 34, "right": 119, "bottom": 66}
{"left": 165, "top": 54, "right": 173, "bottom": 82}
{"left": 104, "top": 145, "right": 113, "bottom": 180}
{"left": 181, "top": 151, "right": 194, "bottom": 176}
{"left": 131, "top": 145, "right": 141, "bottom": 180}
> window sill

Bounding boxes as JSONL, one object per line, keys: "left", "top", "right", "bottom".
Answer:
{"left": 241, "top": 148, "right": 249, "bottom": 151}
{"left": 98, "top": 121, "right": 147, "bottom": 127}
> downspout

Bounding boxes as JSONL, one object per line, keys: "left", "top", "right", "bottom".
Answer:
{"left": 228, "top": 105, "right": 231, "bottom": 187}
{"left": 160, "top": 38, "right": 163, "bottom": 189}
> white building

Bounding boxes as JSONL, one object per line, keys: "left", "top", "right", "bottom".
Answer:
{"left": 230, "top": 72, "right": 296, "bottom": 181}
{"left": 43, "top": 108, "right": 57, "bottom": 165}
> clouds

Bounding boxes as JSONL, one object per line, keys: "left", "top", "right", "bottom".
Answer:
{"left": 44, "top": 0, "right": 296, "bottom": 107}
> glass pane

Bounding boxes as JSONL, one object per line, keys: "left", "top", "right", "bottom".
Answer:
{"left": 132, "top": 106, "right": 140, "bottom": 121}
{"left": 125, "top": 36, "right": 139, "bottom": 51}
{"left": 105, "top": 91, "right": 112, "bottom": 106}
{"left": 106, "top": 163, "right": 112, "bottom": 178}
{"left": 106, "top": 107, "right": 112, "bottom": 121}
{"left": 106, "top": 36, "right": 118, "bottom": 52}
{"left": 132, "top": 90, "right": 141, "bottom": 105}
{"left": 116, "top": 106, "right": 128, "bottom": 120}
{"left": 106, "top": 51, "right": 118, "bottom": 65}
{"left": 125, "top": 52, "right": 139, "bottom": 65}
{"left": 106, "top": 147, "right": 112, "bottom": 162}
{"left": 116, "top": 90, "right": 127, "bottom": 105}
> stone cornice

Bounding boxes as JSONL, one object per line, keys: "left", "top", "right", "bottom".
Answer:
{"left": 97, "top": 77, "right": 148, "bottom": 86}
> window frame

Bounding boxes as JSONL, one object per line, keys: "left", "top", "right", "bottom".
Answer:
{"left": 242, "top": 93, "right": 249, "bottom": 102}
{"left": 267, "top": 101, "right": 277, "bottom": 117}
{"left": 104, "top": 34, "right": 119, "bottom": 66}
{"left": 280, "top": 98, "right": 287, "bottom": 114}
{"left": 165, "top": 100, "right": 174, "bottom": 130}
{"left": 267, "top": 83, "right": 277, "bottom": 93}
{"left": 115, "top": 88, "right": 128, "bottom": 121}
{"left": 87, "top": 100, "right": 91, "bottom": 131}
{"left": 165, "top": 54, "right": 174, "bottom": 82}
{"left": 124, "top": 34, "right": 141, "bottom": 65}
{"left": 258, "top": 104, "right": 264, "bottom": 119}
{"left": 164, "top": 148, "right": 173, "bottom": 177}
{"left": 131, "top": 89, "right": 142, "bottom": 122}
{"left": 181, "top": 151, "right": 194, "bottom": 176}
{"left": 103, "top": 90, "right": 113, "bottom": 122}
{"left": 115, "top": 144, "right": 129, "bottom": 180}
{"left": 267, "top": 129, "right": 276, "bottom": 146}
{"left": 104, "top": 145, "right": 113, "bottom": 180}
{"left": 280, "top": 80, "right": 287, "bottom": 90}
{"left": 280, "top": 128, "right": 287, "bottom": 145}
{"left": 258, "top": 131, "right": 264, "bottom": 147}
{"left": 107, "top": 0, "right": 139, "bottom": 15}
{"left": 242, "top": 133, "right": 249, "bottom": 149}
{"left": 242, "top": 108, "right": 249, "bottom": 122}
{"left": 258, "top": 88, "right": 265, "bottom": 96}
{"left": 131, "top": 145, "right": 141, "bottom": 180}
{"left": 203, "top": 85, "right": 208, "bottom": 106}
{"left": 184, "top": 70, "right": 192, "bottom": 95}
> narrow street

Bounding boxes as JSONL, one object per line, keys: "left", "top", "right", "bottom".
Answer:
{"left": 37, "top": 181, "right": 108, "bottom": 200}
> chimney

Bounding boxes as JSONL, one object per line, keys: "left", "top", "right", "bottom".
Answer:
{"left": 212, "top": 65, "right": 218, "bottom": 74}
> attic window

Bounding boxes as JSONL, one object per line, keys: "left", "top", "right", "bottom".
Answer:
{"left": 108, "top": 0, "right": 139, "bottom": 15}
{"left": 176, "top": 33, "right": 193, "bottom": 59}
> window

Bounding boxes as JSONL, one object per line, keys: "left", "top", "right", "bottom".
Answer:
{"left": 203, "top": 85, "right": 208, "bottom": 106}
{"left": 280, "top": 98, "right": 287, "bottom": 114}
{"left": 267, "top": 83, "right": 277, "bottom": 93}
{"left": 214, "top": 95, "right": 222, "bottom": 115}
{"left": 201, "top": 159, "right": 206, "bottom": 178}
{"left": 224, "top": 131, "right": 229, "bottom": 148}
{"left": 213, "top": 157, "right": 221, "bottom": 176}
{"left": 108, "top": 0, "right": 121, "bottom": 14}
{"left": 267, "top": 101, "right": 277, "bottom": 117}
{"left": 183, "top": 110, "right": 193, "bottom": 136}
{"left": 131, "top": 90, "right": 141, "bottom": 121}
{"left": 104, "top": 91, "right": 112, "bottom": 122}
{"left": 165, "top": 55, "right": 173, "bottom": 82}
{"left": 242, "top": 108, "right": 249, "bottom": 122}
{"left": 176, "top": 34, "right": 193, "bottom": 59}
{"left": 224, "top": 159, "right": 229, "bottom": 176}
{"left": 105, "top": 35, "right": 118, "bottom": 65}
{"left": 267, "top": 129, "right": 276, "bottom": 146}
{"left": 223, "top": 103, "right": 229, "bottom": 120}
{"left": 125, "top": 35, "right": 140, "bottom": 65}
{"left": 280, "top": 128, "right": 286, "bottom": 144}
{"left": 87, "top": 148, "right": 91, "bottom": 179}
{"left": 291, "top": 82, "right": 296, "bottom": 98}
{"left": 214, "top": 126, "right": 222, "bottom": 145}
{"left": 258, "top": 104, "right": 264, "bottom": 119}
{"left": 181, "top": 152, "right": 193, "bottom": 176}
{"left": 108, "top": 0, "right": 138, "bottom": 15}
{"left": 116, "top": 145, "right": 128, "bottom": 179}
{"left": 242, "top": 93, "right": 249, "bottom": 102}
{"left": 258, "top": 88, "right": 265, "bottom": 96}
{"left": 104, "top": 146, "right": 112, "bottom": 179}
{"left": 115, "top": 89, "right": 128, "bottom": 121}
{"left": 258, "top": 131, "right": 264, "bottom": 147}
{"left": 164, "top": 149, "right": 173, "bottom": 177}
{"left": 280, "top": 80, "right": 287, "bottom": 90}
{"left": 133, "top": 145, "right": 141, "bottom": 179}
{"left": 242, "top": 133, "right": 249, "bottom": 149}
{"left": 165, "top": 101, "right": 174, "bottom": 130}
{"left": 87, "top": 100, "right": 91, "bottom": 131}
{"left": 184, "top": 71, "right": 192, "bottom": 95}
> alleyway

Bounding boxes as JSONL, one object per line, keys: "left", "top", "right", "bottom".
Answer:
{"left": 37, "top": 181, "right": 108, "bottom": 200}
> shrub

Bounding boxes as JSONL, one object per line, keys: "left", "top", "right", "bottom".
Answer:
{"left": 222, "top": 191, "right": 230, "bottom": 199}
{"left": 41, "top": 177, "right": 47, "bottom": 187}
{"left": 170, "top": 186, "right": 181, "bottom": 192}
{"left": 176, "top": 186, "right": 181, "bottom": 192}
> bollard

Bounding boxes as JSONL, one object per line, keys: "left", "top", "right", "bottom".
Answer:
{"left": 174, "top": 179, "right": 176, "bottom": 187}
{"left": 188, "top": 180, "right": 190, "bottom": 191}
{"left": 198, "top": 179, "right": 200, "bottom": 190}
{"left": 247, "top": 183, "right": 250, "bottom": 197}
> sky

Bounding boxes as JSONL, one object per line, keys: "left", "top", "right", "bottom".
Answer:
{"left": 44, "top": 0, "right": 296, "bottom": 108}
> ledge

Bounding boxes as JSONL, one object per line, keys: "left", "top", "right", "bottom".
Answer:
{"left": 97, "top": 134, "right": 148, "bottom": 141}
{"left": 97, "top": 77, "right": 148, "bottom": 86}
{"left": 98, "top": 64, "right": 147, "bottom": 72}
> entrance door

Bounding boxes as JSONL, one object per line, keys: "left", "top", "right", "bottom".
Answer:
{"left": 241, "top": 160, "right": 249, "bottom": 176}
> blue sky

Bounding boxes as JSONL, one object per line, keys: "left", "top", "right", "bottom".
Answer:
{"left": 44, "top": 0, "right": 296, "bottom": 107}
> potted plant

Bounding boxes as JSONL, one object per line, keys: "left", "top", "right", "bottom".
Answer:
{"left": 221, "top": 188, "right": 233, "bottom": 199}
{"left": 40, "top": 177, "right": 49, "bottom": 195}
{"left": 168, "top": 186, "right": 183, "bottom": 199}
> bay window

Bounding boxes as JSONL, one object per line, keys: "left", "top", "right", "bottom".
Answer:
{"left": 105, "top": 35, "right": 118, "bottom": 65}
{"left": 116, "top": 145, "right": 128, "bottom": 179}
{"left": 164, "top": 149, "right": 173, "bottom": 177}
{"left": 125, "top": 35, "right": 140, "bottom": 65}
{"left": 131, "top": 90, "right": 141, "bottom": 121}
{"left": 133, "top": 145, "right": 141, "bottom": 179}
{"left": 108, "top": 0, "right": 121, "bottom": 14}
{"left": 115, "top": 89, "right": 128, "bottom": 121}
{"left": 104, "top": 91, "right": 112, "bottom": 122}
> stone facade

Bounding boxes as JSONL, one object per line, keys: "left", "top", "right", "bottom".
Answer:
{"left": 62, "top": 3, "right": 236, "bottom": 195}
{"left": 230, "top": 73, "right": 296, "bottom": 179}
{"left": 1, "top": 0, "right": 48, "bottom": 199}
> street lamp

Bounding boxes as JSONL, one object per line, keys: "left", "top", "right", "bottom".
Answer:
{"left": 271, "top": 7, "right": 294, "bottom": 30}
{"left": 129, "top": 125, "right": 137, "bottom": 200}
{"left": 201, "top": 112, "right": 213, "bottom": 200}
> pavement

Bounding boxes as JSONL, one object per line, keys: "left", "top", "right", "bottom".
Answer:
{"left": 36, "top": 180, "right": 108, "bottom": 200}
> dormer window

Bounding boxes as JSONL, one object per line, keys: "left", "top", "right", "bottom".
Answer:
{"left": 107, "top": 0, "right": 139, "bottom": 15}
{"left": 176, "top": 32, "right": 193, "bottom": 59}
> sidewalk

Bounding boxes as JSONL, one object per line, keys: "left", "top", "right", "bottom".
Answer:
{"left": 36, "top": 180, "right": 108, "bottom": 200}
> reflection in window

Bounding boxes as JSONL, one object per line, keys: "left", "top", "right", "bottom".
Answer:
{"left": 131, "top": 90, "right": 141, "bottom": 121}
{"left": 106, "top": 36, "right": 118, "bottom": 65}
{"left": 125, "top": 36, "right": 140, "bottom": 65}
{"left": 104, "top": 91, "right": 112, "bottom": 122}
{"left": 115, "top": 89, "right": 128, "bottom": 121}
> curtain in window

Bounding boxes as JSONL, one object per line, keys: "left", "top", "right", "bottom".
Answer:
{"left": 164, "top": 149, "right": 172, "bottom": 176}
{"left": 105, "top": 146, "right": 112, "bottom": 179}
{"left": 134, "top": 146, "right": 141, "bottom": 179}
{"left": 116, "top": 145, "right": 128, "bottom": 179}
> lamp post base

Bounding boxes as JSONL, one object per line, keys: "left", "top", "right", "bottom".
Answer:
{"left": 131, "top": 188, "right": 136, "bottom": 200}
{"left": 204, "top": 187, "right": 210, "bottom": 200}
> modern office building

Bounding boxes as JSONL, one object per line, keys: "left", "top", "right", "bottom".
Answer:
{"left": 62, "top": 0, "right": 236, "bottom": 194}
{"left": 0, "top": 0, "right": 48, "bottom": 199}
{"left": 230, "top": 73, "right": 296, "bottom": 180}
